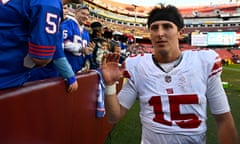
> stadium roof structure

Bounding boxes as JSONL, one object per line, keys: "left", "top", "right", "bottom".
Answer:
{"left": 86, "top": 0, "right": 240, "bottom": 17}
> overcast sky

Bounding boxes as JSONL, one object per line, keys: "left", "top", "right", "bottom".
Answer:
{"left": 112, "top": 0, "right": 234, "bottom": 7}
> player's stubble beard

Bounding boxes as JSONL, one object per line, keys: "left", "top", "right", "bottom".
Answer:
{"left": 154, "top": 46, "right": 171, "bottom": 62}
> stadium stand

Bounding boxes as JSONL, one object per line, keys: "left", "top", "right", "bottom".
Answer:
{"left": 84, "top": 1, "right": 239, "bottom": 38}
{"left": 72, "top": 0, "right": 240, "bottom": 62}
{"left": 1, "top": 1, "right": 239, "bottom": 143}
{"left": 215, "top": 48, "right": 234, "bottom": 59}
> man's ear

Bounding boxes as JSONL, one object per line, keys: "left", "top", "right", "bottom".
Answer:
{"left": 178, "top": 28, "right": 185, "bottom": 40}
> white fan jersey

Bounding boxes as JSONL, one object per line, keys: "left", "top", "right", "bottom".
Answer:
{"left": 118, "top": 49, "right": 230, "bottom": 142}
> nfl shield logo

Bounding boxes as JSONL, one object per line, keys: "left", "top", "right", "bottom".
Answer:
{"left": 165, "top": 75, "right": 172, "bottom": 83}
{"left": 166, "top": 88, "right": 174, "bottom": 94}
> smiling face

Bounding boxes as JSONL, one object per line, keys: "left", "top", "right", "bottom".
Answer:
{"left": 75, "top": 8, "right": 90, "bottom": 25}
{"left": 149, "top": 20, "right": 183, "bottom": 62}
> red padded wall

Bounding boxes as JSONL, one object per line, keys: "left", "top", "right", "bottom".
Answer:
{"left": 0, "top": 71, "right": 112, "bottom": 144}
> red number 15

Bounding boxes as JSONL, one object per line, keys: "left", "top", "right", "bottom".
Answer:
{"left": 149, "top": 95, "right": 201, "bottom": 129}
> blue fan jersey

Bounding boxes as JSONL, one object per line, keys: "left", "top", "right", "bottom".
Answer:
{"left": 28, "top": 26, "right": 75, "bottom": 82}
{"left": 61, "top": 18, "right": 91, "bottom": 73}
{"left": 0, "top": 0, "right": 63, "bottom": 89}
{"left": 28, "top": 31, "right": 63, "bottom": 81}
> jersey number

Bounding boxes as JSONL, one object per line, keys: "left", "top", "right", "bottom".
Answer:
{"left": 1, "top": 0, "right": 10, "bottom": 5}
{"left": 45, "top": 13, "right": 58, "bottom": 34}
{"left": 149, "top": 95, "right": 201, "bottom": 128}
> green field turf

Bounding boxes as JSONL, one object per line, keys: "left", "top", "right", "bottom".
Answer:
{"left": 105, "top": 64, "right": 240, "bottom": 144}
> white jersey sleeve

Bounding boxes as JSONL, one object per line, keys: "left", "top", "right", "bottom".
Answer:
{"left": 118, "top": 79, "right": 138, "bottom": 109}
{"left": 202, "top": 50, "right": 230, "bottom": 114}
{"left": 117, "top": 54, "right": 143, "bottom": 109}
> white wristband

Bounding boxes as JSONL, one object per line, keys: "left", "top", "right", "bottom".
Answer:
{"left": 105, "top": 84, "right": 116, "bottom": 95}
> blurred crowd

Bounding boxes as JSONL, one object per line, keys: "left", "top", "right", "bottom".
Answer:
{"left": 0, "top": 1, "right": 143, "bottom": 91}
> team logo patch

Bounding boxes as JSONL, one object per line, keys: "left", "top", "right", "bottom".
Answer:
{"left": 166, "top": 88, "right": 174, "bottom": 94}
{"left": 165, "top": 75, "right": 172, "bottom": 83}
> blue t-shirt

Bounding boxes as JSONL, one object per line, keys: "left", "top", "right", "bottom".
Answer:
{"left": 0, "top": 0, "right": 63, "bottom": 89}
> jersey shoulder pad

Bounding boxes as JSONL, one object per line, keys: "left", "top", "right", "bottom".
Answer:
{"left": 186, "top": 49, "right": 219, "bottom": 64}
{"left": 126, "top": 53, "right": 148, "bottom": 67}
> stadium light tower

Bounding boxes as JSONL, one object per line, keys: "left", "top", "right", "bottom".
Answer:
{"left": 132, "top": 4, "right": 137, "bottom": 51}
{"left": 132, "top": 4, "right": 137, "bottom": 25}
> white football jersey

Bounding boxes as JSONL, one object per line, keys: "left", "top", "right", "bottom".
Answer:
{"left": 118, "top": 49, "right": 230, "bottom": 142}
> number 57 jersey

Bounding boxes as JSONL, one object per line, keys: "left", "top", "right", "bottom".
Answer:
{"left": 0, "top": 0, "right": 63, "bottom": 89}
{"left": 118, "top": 49, "right": 230, "bottom": 135}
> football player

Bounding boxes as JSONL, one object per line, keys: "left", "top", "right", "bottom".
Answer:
{"left": 101, "top": 3, "right": 239, "bottom": 144}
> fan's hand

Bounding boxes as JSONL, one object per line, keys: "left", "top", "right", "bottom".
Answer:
{"left": 67, "top": 81, "right": 78, "bottom": 93}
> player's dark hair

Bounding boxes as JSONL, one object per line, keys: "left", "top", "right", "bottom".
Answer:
{"left": 147, "top": 3, "right": 184, "bottom": 30}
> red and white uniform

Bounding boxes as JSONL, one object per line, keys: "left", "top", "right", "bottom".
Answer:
{"left": 118, "top": 49, "right": 230, "bottom": 144}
